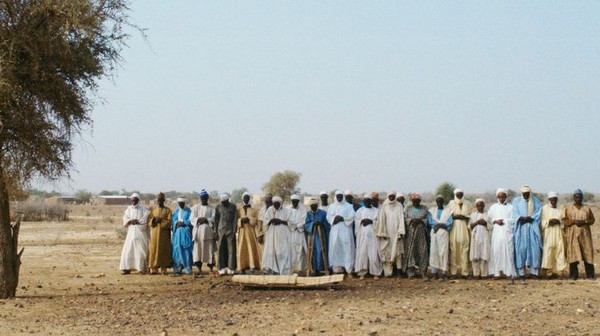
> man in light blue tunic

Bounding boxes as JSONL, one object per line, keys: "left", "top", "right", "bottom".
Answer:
{"left": 512, "top": 185, "right": 542, "bottom": 280}
{"left": 305, "top": 198, "right": 331, "bottom": 276}
{"left": 171, "top": 197, "right": 193, "bottom": 275}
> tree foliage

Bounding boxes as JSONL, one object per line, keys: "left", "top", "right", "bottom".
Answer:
{"left": 74, "top": 189, "right": 92, "bottom": 204}
{"left": 262, "top": 170, "right": 301, "bottom": 201}
{"left": 435, "top": 182, "right": 456, "bottom": 205}
{"left": 0, "top": 0, "right": 133, "bottom": 299}
{"left": 230, "top": 187, "right": 248, "bottom": 204}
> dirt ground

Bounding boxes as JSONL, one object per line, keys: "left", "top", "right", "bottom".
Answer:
{"left": 1, "top": 204, "right": 600, "bottom": 336}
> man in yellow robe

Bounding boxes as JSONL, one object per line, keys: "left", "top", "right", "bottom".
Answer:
{"left": 148, "top": 192, "right": 172, "bottom": 275}
{"left": 236, "top": 192, "right": 261, "bottom": 273}
{"left": 562, "top": 189, "right": 596, "bottom": 280}
{"left": 540, "top": 191, "right": 567, "bottom": 278}
{"left": 448, "top": 188, "right": 472, "bottom": 278}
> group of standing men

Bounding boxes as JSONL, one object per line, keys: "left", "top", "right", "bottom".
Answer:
{"left": 119, "top": 186, "right": 596, "bottom": 282}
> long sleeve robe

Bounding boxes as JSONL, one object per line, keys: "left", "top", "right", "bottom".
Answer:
{"left": 119, "top": 204, "right": 150, "bottom": 272}
{"left": 468, "top": 210, "right": 491, "bottom": 261}
{"left": 487, "top": 202, "right": 516, "bottom": 277}
{"left": 327, "top": 200, "right": 356, "bottom": 272}
{"left": 172, "top": 207, "right": 193, "bottom": 273}
{"left": 540, "top": 203, "right": 567, "bottom": 273}
{"left": 562, "top": 204, "right": 595, "bottom": 264}
{"left": 191, "top": 204, "right": 216, "bottom": 265}
{"left": 355, "top": 206, "right": 382, "bottom": 276}
{"left": 305, "top": 209, "right": 331, "bottom": 274}
{"left": 288, "top": 205, "right": 308, "bottom": 273}
{"left": 236, "top": 204, "right": 261, "bottom": 271}
{"left": 402, "top": 205, "right": 430, "bottom": 273}
{"left": 375, "top": 200, "right": 405, "bottom": 268}
{"left": 512, "top": 196, "right": 543, "bottom": 271}
{"left": 262, "top": 206, "right": 292, "bottom": 275}
{"left": 428, "top": 207, "right": 453, "bottom": 272}
{"left": 448, "top": 199, "right": 473, "bottom": 275}
{"left": 148, "top": 206, "right": 173, "bottom": 269}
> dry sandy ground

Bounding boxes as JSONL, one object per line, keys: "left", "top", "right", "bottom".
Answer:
{"left": 1, "top": 205, "right": 600, "bottom": 335}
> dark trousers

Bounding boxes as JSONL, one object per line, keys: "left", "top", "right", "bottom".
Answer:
{"left": 569, "top": 262, "right": 596, "bottom": 280}
{"left": 194, "top": 261, "right": 214, "bottom": 271}
{"left": 218, "top": 233, "right": 236, "bottom": 271}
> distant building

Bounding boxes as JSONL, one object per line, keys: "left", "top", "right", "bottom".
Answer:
{"left": 92, "top": 195, "right": 130, "bottom": 206}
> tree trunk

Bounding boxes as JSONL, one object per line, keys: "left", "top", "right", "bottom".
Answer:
{"left": 0, "top": 165, "right": 22, "bottom": 299}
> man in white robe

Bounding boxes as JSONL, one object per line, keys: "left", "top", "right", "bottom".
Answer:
{"left": 469, "top": 198, "right": 491, "bottom": 278}
{"left": 375, "top": 191, "right": 405, "bottom": 277}
{"left": 327, "top": 190, "right": 356, "bottom": 276}
{"left": 541, "top": 191, "right": 567, "bottom": 278}
{"left": 487, "top": 188, "right": 517, "bottom": 281}
{"left": 287, "top": 194, "right": 308, "bottom": 274}
{"left": 119, "top": 193, "right": 150, "bottom": 274}
{"left": 319, "top": 191, "right": 330, "bottom": 212}
{"left": 191, "top": 189, "right": 216, "bottom": 276}
{"left": 428, "top": 195, "right": 453, "bottom": 280}
{"left": 261, "top": 196, "right": 292, "bottom": 275}
{"left": 448, "top": 188, "right": 473, "bottom": 278}
{"left": 355, "top": 194, "right": 382, "bottom": 279}
{"left": 257, "top": 194, "right": 273, "bottom": 247}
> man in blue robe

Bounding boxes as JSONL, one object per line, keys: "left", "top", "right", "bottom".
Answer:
{"left": 305, "top": 198, "right": 331, "bottom": 276}
{"left": 171, "top": 197, "right": 193, "bottom": 275}
{"left": 512, "top": 185, "right": 542, "bottom": 281}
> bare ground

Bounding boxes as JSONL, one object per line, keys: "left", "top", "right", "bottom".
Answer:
{"left": 1, "top": 205, "right": 600, "bottom": 336}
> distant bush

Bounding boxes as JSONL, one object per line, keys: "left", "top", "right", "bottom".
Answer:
{"left": 11, "top": 201, "right": 70, "bottom": 221}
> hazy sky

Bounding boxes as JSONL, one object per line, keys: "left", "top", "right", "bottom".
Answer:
{"left": 40, "top": 1, "right": 600, "bottom": 196}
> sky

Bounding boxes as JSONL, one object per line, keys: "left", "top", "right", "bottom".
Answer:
{"left": 38, "top": 1, "right": 600, "bottom": 196}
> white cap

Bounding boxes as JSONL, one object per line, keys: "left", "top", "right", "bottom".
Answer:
{"left": 335, "top": 190, "right": 343, "bottom": 196}
{"left": 220, "top": 193, "right": 229, "bottom": 201}
{"left": 176, "top": 197, "right": 187, "bottom": 203}
{"left": 291, "top": 194, "right": 300, "bottom": 200}
{"left": 272, "top": 196, "right": 283, "bottom": 203}
{"left": 130, "top": 193, "right": 140, "bottom": 199}
{"left": 319, "top": 190, "right": 328, "bottom": 196}
{"left": 344, "top": 190, "right": 353, "bottom": 196}
{"left": 547, "top": 191, "right": 558, "bottom": 198}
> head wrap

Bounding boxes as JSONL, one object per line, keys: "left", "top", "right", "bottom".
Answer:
{"left": 199, "top": 189, "right": 209, "bottom": 199}
{"left": 320, "top": 190, "right": 328, "bottom": 196}
{"left": 475, "top": 198, "right": 484, "bottom": 204}
{"left": 220, "top": 193, "right": 229, "bottom": 201}
{"left": 574, "top": 189, "right": 583, "bottom": 195}
{"left": 130, "top": 192, "right": 140, "bottom": 199}
{"left": 156, "top": 192, "right": 165, "bottom": 201}
{"left": 344, "top": 190, "right": 353, "bottom": 196}
{"left": 547, "top": 191, "right": 558, "bottom": 199}
{"left": 411, "top": 193, "right": 421, "bottom": 200}
{"left": 242, "top": 191, "right": 251, "bottom": 198}
{"left": 363, "top": 193, "right": 372, "bottom": 199}
{"left": 397, "top": 193, "right": 405, "bottom": 198}
{"left": 520, "top": 185, "right": 532, "bottom": 193}
{"left": 453, "top": 188, "right": 463, "bottom": 195}
{"left": 335, "top": 190, "right": 343, "bottom": 196}
{"left": 309, "top": 198, "right": 319, "bottom": 205}
{"left": 387, "top": 191, "right": 396, "bottom": 197}
{"left": 291, "top": 194, "right": 300, "bottom": 200}
{"left": 435, "top": 194, "right": 444, "bottom": 200}
{"left": 176, "top": 197, "right": 187, "bottom": 203}
{"left": 370, "top": 192, "right": 379, "bottom": 199}
{"left": 272, "top": 196, "right": 283, "bottom": 203}
{"left": 495, "top": 188, "right": 507, "bottom": 196}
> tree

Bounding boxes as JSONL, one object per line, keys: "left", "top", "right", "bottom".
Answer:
{"left": 0, "top": 1, "right": 132, "bottom": 298}
{"left": 435, "top": 182, "right": 456, "bottom": 205}
{"left": 74, "top": 189, "right": 92, "bottom": 204}
{"left": 262, "top": 170, "right": 301, "bottom": 201}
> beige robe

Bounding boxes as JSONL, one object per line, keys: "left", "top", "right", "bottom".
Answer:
{"left": 448, "top": 199, "right": 473, "bottom": 276}
{"left": 147, "top": 206, "right": 173, "bottom": 269}
{"left": 562, "top": 204, "right": 595, "bottom": 264}
{"left": 375, "top": 200, "right": 405, "bottom": 276}
{"left": 541, "top": 203, "right": 567, "bottom": 273}
{"left": 236, "top": 205, "right": 261, "bottom": 271}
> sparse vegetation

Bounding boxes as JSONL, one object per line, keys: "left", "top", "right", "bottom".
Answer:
{"left": 11, "top": 201, "right": 69, "bottom": 222}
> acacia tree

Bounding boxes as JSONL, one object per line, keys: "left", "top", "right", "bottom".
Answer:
{"left": 435, "top": 182, "right": 456, "bottom": 205}
{"left": 0, "top": 0, "right": 132, "bottom": 298}
{"left": 262, "top": 170, "right": 301, "bottom": 201}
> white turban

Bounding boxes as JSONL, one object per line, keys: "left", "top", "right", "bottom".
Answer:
{"left": 309, "top": 198, "right": 319, "bottom": 205}
{"left": 272, "top": 196, "right": 283, "bottom": 203}
{"left": 291, "top": 194, "right": 300, "bottom": 200}
{"left": 454, "top": 188, "right": 463, "bottom": 195}
{"left": 520, "top": 185, "right": 532, "bottom": 193}
{"left": 547, "top": 191, "right": 558, "bottom": 199}
{"left": 387, "top": 191, "right": 396, "bottom": 196}
{"left": 130, "top": 193, "right": 140, "bottom": 199}
{"left": 397, "top": 193, "right": 405, "bottom": 198}
{"left": 242, "top": 191, "right": 250, "bottom": 197}
{"left": 220, "top": 193, "right": 229, "bottom": 201}
{"left": 319, "top": 190, "right": 328, "bottom": 196}
{"left": 335, "top": 190, "right": 343, "bottom": 196}
{"left": 344, "top": 190, "right": 353, "bottom": 196}
{"left": 176, "top": 197, "right": 187, "bottom": 203}
{"left": 475, "top": 198, "right": 485, "bottom": 204}
{"left": 496, "top": 188, "right": 507, "bottom": 196}
{"left": 363, "top": 193, "right": 371, "bottom": 199}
